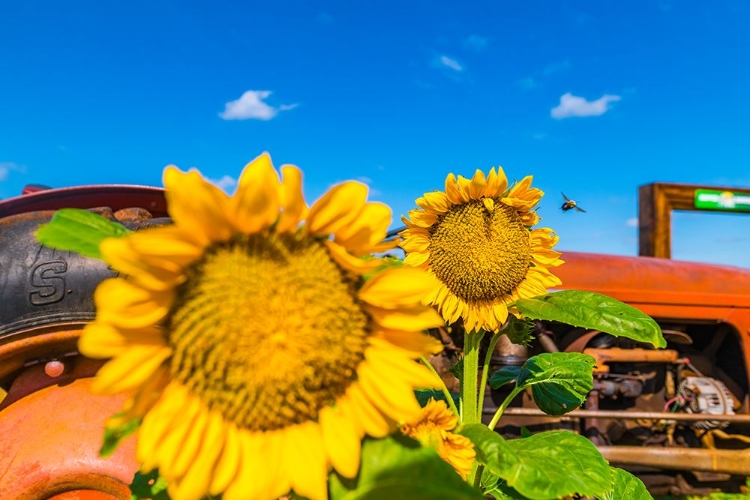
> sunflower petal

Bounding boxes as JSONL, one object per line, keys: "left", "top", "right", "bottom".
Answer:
{"left": 91, "top": 344, "right": 171, "bottom": 394}
{"left": 277, "top": 165, "right": 308, "bottom": 233}
{"left": 163, "top": 166, "right": 234, "bottom": 243}
{"left": 231, "top": 152, "right": 281, "bottom": 233}
{"left": 307, "top": 181, "right": 368, "bottom": 235}
{"left": 333, "top": 202, "right": 392, "bottom": 254}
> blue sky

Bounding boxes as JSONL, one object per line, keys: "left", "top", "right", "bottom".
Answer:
{"left": 2, "top": 1, "right": 750, "bottom": 267}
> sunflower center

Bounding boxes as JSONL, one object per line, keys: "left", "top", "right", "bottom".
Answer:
{"left": 429, "top": 199, "right": 531, "bottom": 302}
{"left": 168, "top": 233, "right": 370, "bottom": 432}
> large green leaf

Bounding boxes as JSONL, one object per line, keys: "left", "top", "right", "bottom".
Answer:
{"left": 36, "top": 208, "right": 131, "bottom": 259}
{"left": 515, "top": 352, "right": 595, "bottom": 416}
{"left": 459, "top": 424, "right": 519, "bottom": 479}
{"left": 329, "top": 435, "right": 485, "bottom": 500}
{"left": 598, "top": 467, "right": 653, "bottom": 500}
{"left": 504, "top": 430, "right": 612, "bottom": 500}
{"left": 489, "top": 366, "right": 522, "bottom": 389}
{"left": 515, "top": 290, "right": 666, "bottom": 348}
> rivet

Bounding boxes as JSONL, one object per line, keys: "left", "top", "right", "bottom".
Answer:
{"left": 44, "top": 360, "right": 65, "bottom": 378}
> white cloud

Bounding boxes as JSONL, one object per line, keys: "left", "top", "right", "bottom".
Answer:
{"left": 0, "top": 162, "right": 23, "bottom": 181}
{"left": 626, "top": 217, "right": 639, "bottom": 228}
{"left": 219, "top": 90, "right": 297, "bottom": 121}
{"left": 551, "top": 93, "right": 621, "bottom": 119}
{"left": 210, "top": 175, "right": 238, "bottom": 192}
{"left": 439, "top": 55, "right": 463, "bottom": 72}
{"left": 463, "top": 35, "right": 488, "bottom": 51}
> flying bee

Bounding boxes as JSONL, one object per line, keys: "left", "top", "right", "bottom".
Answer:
{"left": 561, "top": 192, "right": 586, "bottom": 213}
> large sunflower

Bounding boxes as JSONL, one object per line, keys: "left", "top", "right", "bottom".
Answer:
{"left": 400, "top": 168, "right": 564, "bottom": 333}
{"left": 78, "top": 153, "right": 445, "bottom": 500}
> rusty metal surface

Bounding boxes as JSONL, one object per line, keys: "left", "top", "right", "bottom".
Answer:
{"left": 554, "top": 251, "right": 750, "bottom": 309}
{"left": 0, "top": 185, "right": 168, "bottom": 219}
{"left": 497, "top": 407, "right": 750, "bottom": 424}
{"left": 583, "top": 347, "right": 680, "bottom": 373}
{"left": 599, "top": 445, "right": 750, "bottom": 476}
{"left": 0, "top": 362, "right": 136, "bottom": 499}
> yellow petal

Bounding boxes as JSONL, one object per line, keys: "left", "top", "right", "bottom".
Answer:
{"left": 307, "top": 181, "right": 368, "bottom": 235}
{"left": 444, "top": 173, "right": 464, "bottom": 204}
{"left": 78, "top": 321, "right": 165, "bottom": 359}
{"left": 365, "top": 304, "right": 444, "bottom": 331}
{"left": 405, "top": 209, "right": 439, "bottom": 229}
{"left": 209, "top": 423, "right": 242, "bottom": 496}
{"left": 359, "top": 267, "right": 440, "bottom": 309}
{"left": 94, "top": 278, "right": 173, "bottom": 329}
{"left": 100, "top": 237, "right": 185, "bottom": 292}
{"left": 287, "top": 423, "right": 328, "bottom": 500}
{"left": 222, "top": 432, "right": 265, "bottom": 500}
{"left": 92, "top": 344, "right": 171, "bottom": 394}
{"left": 320, "top": 405, "right": 361, "bottom": 478}
{"left": 324, "top": 240, "right": 385, "bottom": 275}
{"left": 333, "top": 202, "right": 392, "bottom": 254}
{"left": 372, "top": 327, "right": 444, "bottom": 355}
{"left": 399, "top": 233, "right": 430, "bottom": 253}
{"left": 468, "top": 170, "right": 487, "bottom": 199}
{"left": 276, "top": 165, "right": 308, "bottom": 233}
{"left": 231, "top": 152, "right": 281, "bottom": 233}
{"left": 168, "top": 405, "right": 211, "bottom": 480}
{"left": 403, "top": 250, "right": 430, "bottom": 267}
{"left": 485, "top": 167, "right": 509, "bottom": 197}
{"left": 416, "top": 191, "right": 451, "bottom": 213}
{"left": 367, "top": 338, "right": 443, "bottom": 387}
{"left": 357, "top": 361, "right": 422, "bottom": 422}
{"left": 156, "top": 391, "right": 202, "bottom": 480}
{"left": 172, "top": 410, "right": 226, "bottom": 500}
{"left": 163, "top": 166, "right": 234, "bottom": 243}
{"left": 346, "top": 384, "right": 393, "bottom": 438}
{"left": 138, "top": 383, "right": 187, "bottom": 471}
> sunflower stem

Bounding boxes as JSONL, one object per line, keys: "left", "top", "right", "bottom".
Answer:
{"left": 419, "top": 356, "right": 459, "bottom": 417}
{"left": 477, "top": 332, "right": 503, "bottom": 424}
{"left": 461, "top": 329, "right": 485, "bottom": 426}
{"left": 487, "top": 386, "right": 523, "bottom": 431}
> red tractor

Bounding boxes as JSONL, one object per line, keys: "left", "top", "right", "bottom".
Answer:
{"left": 2, "top": 184, "right": 750, "bottom": 497}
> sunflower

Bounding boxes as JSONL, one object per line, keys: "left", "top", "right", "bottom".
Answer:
{"left": 400, "top": 168, "right": 564, "bottom": 333}
{"left": 400, "top": 398, "right": 475, "bottom": 479}
{"left": 78, "top": 153, "right": 446, "bottom": 500}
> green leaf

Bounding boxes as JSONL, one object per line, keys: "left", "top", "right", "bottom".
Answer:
{"left": 100, "top": 415, "right": 141, "bottom": 457}
{"left": 329, "top": 435, "right": 485, "bottom": 500}
{"left": 504, "top": 430, "right": 612, "bottom": 500}
{"left": 415, "top": 389, "right": 459, "bottom": 409}
{"left": 489, "top": 366, "right": 522, "bottom": 389}
{"left": 599, "top": 467, "right": 653, "bottom": 500}
{"left": 129, "top": 469, "right": 170, "bottom": 500}
{"left": 516, "top": 352, "right": 595, "bottom": 416}
{"left": 36, "top": 208, "right": 131, "bottom": 259}
{"left": 515, "top": 290, "right": 666, "bottom": 348}
{"left": 459, "top": 424, "right": 519, "bottom": 480}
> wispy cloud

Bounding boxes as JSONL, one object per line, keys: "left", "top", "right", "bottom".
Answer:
{"left": 439, "top": 55, "right": 463, "bottom": 72}
{"left": 463, "top": 35, "right": 488, "bottom": 51}
{"left": 543, "top": 59, "right": 572, "bottom": 76}
{"left": 551, "top": 93, "right": 621, "bottom": 119}
{"left": 219, "top": 90, "right": 297, "bottom": 121}
{"left": 626, "top": 217, "right": 639, "bottom": 228}
{"left": 0, "top": 161, "right": 24, "bottom": 181}
{"left": 210, "top": 174, "right": 238, "bottom": 192}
